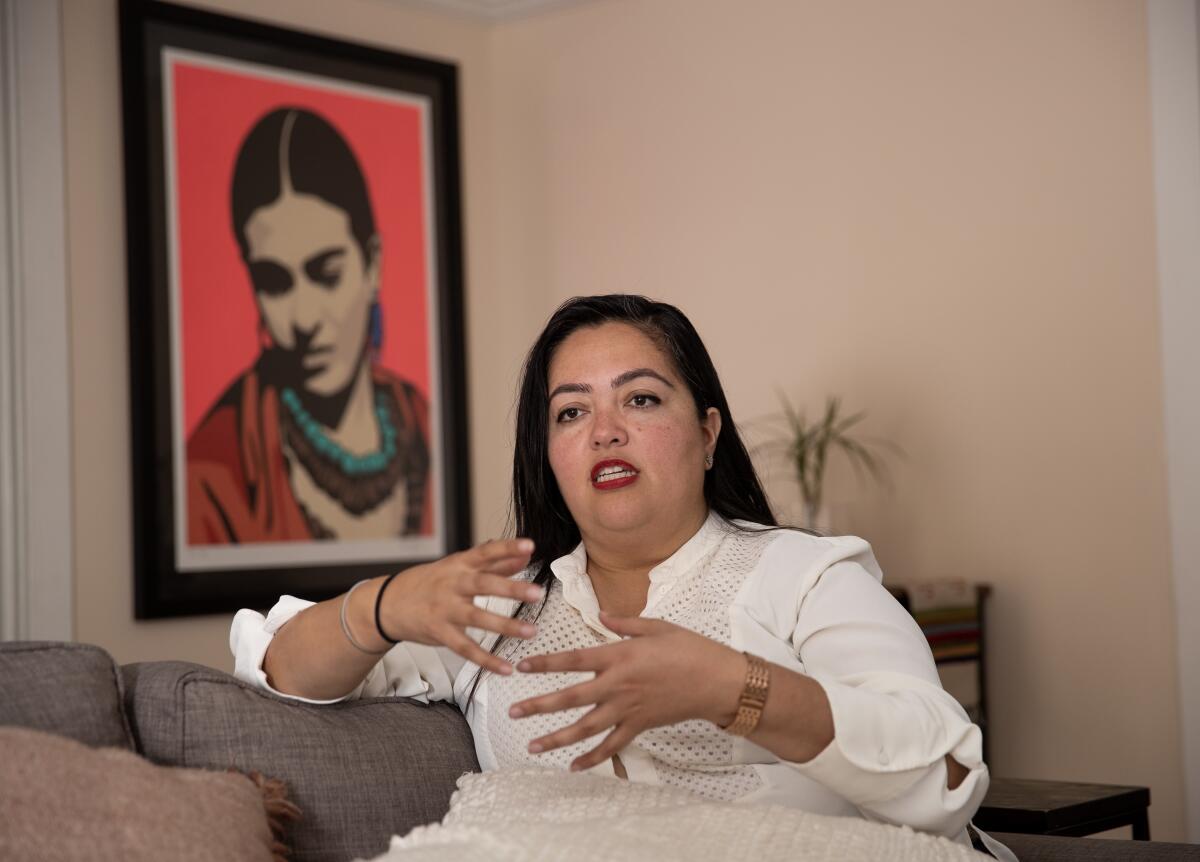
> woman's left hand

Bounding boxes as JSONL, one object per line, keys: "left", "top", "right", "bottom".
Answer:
{"left": 508, "top": 611, "right": 745, "bottom": 772}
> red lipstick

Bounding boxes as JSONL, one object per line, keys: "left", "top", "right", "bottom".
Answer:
{"left": 591, "top": 459, "right": 639, "bottom": 490}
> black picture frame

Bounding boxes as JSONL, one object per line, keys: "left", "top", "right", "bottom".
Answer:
{"left": 120, "top": 0, "right": 471, "bottom": 619}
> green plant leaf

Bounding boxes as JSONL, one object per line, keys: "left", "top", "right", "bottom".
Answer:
{"left": 833, "top": 410, "right": 867, "bottom": 435}
{"left": 765, "top": 391, "right": 900, "bottom": 509}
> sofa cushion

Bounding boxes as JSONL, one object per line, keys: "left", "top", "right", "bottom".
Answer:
{"left": 0, "top": 641, "right": 134, "bottom": 749}
{"left": 123, "top": 661, "right": 480, "bottom": 862}
{"left": 0, "top": 726, "right": 288, "bottom": 862}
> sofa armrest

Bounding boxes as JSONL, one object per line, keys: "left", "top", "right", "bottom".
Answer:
{"left": 122, "top": 661, "right": 479, "bottom": 862}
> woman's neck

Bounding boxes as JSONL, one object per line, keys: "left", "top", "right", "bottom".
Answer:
{"left": 582, "top": 507, "right": 709, "bottom": 617}
{"left": 325, "top": 361, "right": 379, "bottom": 455}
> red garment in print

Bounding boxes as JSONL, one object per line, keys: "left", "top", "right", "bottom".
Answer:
{"left": 187, "top": 366, "right": 431, "bottom": 544}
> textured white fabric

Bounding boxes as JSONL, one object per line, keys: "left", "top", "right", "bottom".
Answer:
{"left": 231, "top": 513, "right": 998, "bottom": 850}
{"left": 484, "top": 528, "right": 769, "bottom": 801}
{"left": 359, "top": 769, "right": 989, "bottom": 862}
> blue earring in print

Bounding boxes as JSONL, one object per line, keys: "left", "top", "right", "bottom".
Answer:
{"left": 369, "top": 300, "right": 383, "bottom": 359}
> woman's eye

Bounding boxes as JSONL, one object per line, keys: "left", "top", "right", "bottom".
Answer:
{"left": 304, "top": 249, "right": 347, "bottom": 290}
{"left": 312, "top": 264, "right": 343, "bottom": 288}
{"left": 629, "top": 394, "right": 660, "bottom": 409}
{"left": 555, "top": 407, "right": 582, "bottom": 423}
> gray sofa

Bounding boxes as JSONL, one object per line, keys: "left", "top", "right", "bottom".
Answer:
{"left": 2, "top": 641, "right": 1197, "bottom": 862}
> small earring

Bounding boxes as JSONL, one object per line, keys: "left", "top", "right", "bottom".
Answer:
{"left": 705, "top": 454, "right": 714, "bottom": 469}
{"left": 368, "top": 300, "right": 383, "bottom": 358}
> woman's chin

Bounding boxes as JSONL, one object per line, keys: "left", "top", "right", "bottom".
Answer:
{"left": 300, "top": 375, "right": 336, "bottom": 397}
{"left": 299, "top": 364, "right": 356, "bottom": 397}
{"left": 581, "top": 500, "right": 657, "bottom": 536}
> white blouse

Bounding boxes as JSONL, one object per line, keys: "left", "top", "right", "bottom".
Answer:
{"left": 231, "top": 513, "right": 1003, "bottom": 853}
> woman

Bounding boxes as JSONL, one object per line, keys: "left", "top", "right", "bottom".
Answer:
{"left": 232, "top": 295, "right": 1006, "bottom": 856}
{"left": 188, "top": 107, "right": 430, "bottom": 544}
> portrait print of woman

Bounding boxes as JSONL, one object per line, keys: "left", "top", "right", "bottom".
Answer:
{"left": 186, "top": 107, "right": 431, "bottom": 545}
{"left": 126, "top": 16, "right": 464, "bottom": 616}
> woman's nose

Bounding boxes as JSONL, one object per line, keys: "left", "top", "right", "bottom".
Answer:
{"left": 291, "top": 280, "right": 324, "bottom": 334}
{"left": 590, "top": 407, "right": 628, "bottom": 449}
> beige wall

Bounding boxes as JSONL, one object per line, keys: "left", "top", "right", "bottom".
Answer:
{"left": 62, "top": 0, "right": 1186, "bottom": 841}
{"left": 489, "top": 0, "right": 1185, "bottom": 840}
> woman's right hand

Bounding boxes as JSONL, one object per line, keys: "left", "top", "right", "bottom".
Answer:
{"left": 376, "top": 538, "right": 544, "bottom": 675}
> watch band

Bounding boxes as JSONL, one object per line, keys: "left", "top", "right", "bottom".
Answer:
{"left": 721, "top": 652, "right": 770, "bottom": 737}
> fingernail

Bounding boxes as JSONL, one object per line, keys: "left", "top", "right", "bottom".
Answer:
{"left": 569, "top": 762, "right": 581, "bottom": 772}
{"left": 528, "top": 742, "right": 543, "bottom": 753}
{"left": 498, "top": 663, "right": 513, "bottom": 675}
{"left": 526, "top": 586, "right": 545, "bottom": 601}
{"left": 517, "top": 660, "right": 531, "bottom": 672}
{"left": 509, "top": 705, "right": 524, "bottom": 718}
{"left": 520, "top": 624, "right": 536, "bottom": 637}
{"left": 518, "top": 539, "right": 534, "bottom": 552}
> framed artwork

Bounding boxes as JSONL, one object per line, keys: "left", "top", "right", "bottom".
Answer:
{"left": 120, "top": 0, "right": 471, "bottom": 618}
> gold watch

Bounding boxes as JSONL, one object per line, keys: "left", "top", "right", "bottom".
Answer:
{"left": 720, "top": 652, "right": 770, "bottom": 737}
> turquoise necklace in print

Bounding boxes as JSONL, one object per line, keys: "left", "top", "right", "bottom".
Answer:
{"left": 280, "top": 387, "right": 397, "bottom": 475}
{"left": 279, "top": 386, "right": 407, "bottom": 517}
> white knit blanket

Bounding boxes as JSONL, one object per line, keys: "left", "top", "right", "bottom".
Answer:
{"left": 363, "top": 769, "right": 989, "bottom": 862}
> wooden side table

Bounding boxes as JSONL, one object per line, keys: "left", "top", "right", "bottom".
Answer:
{"left": 975, "top": 778, "right": 1151, "bottom": 840}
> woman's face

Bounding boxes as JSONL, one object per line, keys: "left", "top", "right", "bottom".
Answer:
{"left": 244, "top": 191, "right": 378, "bottom": 396}
{"left": 546, "top": 322, "right": 721, "bottom": 544}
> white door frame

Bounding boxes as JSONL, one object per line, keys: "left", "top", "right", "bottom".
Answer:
{"left": 0, "top": 0, "right": 73, "bottom": 642}
{"left": 1148, "top": 0, "right": 1200, "bottom": 840}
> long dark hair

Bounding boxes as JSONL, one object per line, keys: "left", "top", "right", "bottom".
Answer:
{"left": 230, "top": 107, "right": 377, "bottom": 264}
{"left": 468, "top": 295, "right": 778, "bottom": 702}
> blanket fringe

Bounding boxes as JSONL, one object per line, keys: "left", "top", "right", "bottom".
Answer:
{"left": 230, "top": 768, "right": 302, "bottom": 862}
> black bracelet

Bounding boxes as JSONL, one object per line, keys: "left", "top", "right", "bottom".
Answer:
{"left": 374, "top": 573, "right": 401, "bottom": 644}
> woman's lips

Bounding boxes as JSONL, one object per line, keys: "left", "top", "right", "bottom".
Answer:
{"left": 591, "top": 459, "right": 639, "bottom": 490}
{"left": 301, "top": 346, "right": 334, "bottom": 368}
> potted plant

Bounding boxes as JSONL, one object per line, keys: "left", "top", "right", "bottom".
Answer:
{"left": 759, "top": 394, "right": 896, "bottom": 533}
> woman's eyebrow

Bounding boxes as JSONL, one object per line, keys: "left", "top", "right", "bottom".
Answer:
{"left": 549, "top": 368, "right": 675, "bottom": 401}
{"left": 611, "top": 368, "right": 675, "bottom": 390}
{"left": 548, "top": 382, "right": 590, "bottom": 401}
{"left": 303, "top": 246, "right": 347, "bottom": 268}
{"left": 247, "top": 246, "right": 346, "bottom": 269}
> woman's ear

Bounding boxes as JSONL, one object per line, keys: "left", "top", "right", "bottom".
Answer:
{"left": 366, "top": 234, "right": 382, "bottom": 289}
{"left": 702, "top": 407, "right": 722, "bottom": 458}
{"left": 253, "top": 294, "right": 274, "bottom": 348}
